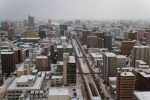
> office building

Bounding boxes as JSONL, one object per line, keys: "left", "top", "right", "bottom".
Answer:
{"left": 63, "top": 53, "right": 76, "bottom": 85}
{"left": 87, "top": 36, "right": 98, "bottom": 48}
{"left": 131, "top": 46, "right": 150, "bottom": 67}
{"left": 103, "top": 52, "right": 117, "bottom": 83}
{"left": 116, "top": 55, "right": 126, "bottom": 68}
{"left": 1, "top": 52, "right": 16, "bottom": 74}
{"left": 120, "top": 40, "right": 135, "bottom": 56}
{"left": 116, "top": 70, "right": 135, "bottom": 100}
{"left": 104, "top": 34, "right": 112, "bottom": 50}
{"left": 7, "top": 75, "right": 43, "bottom": 100}
{"left": 36, "top": 56, "right": 49, "bottom": 71}
{"left": 28, "top": 16, "right": 34, "bottom": 28}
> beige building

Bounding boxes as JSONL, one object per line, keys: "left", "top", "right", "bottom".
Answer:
{"left": 131, "top": 46, "right": 150, "bottom": 67}
{"left": 36, "top": 56, "right": 49, "bottom": 71}
{"left": 116, "top": 55, "right": 126, "bottom": 68}
{"left": 116, "top": 70, "right": 135, "bottom": 100}
{"left": 103, "top": 52, "right": 117, "bottom": 83}
{"left": 87, "top": 36, "right": 98, "bottom": 48}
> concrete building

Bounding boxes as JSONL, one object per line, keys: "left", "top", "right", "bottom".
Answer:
{"left": 7, "top": 75, "right": 43, "bottom": 100}
{"left": 87, "top": 36, "right": 98, "bottom": 48}
{"left": 133, "top": 91, "right": 150, "bottom": 100}
{"left": 48, "top": 88, "right": 70, "bottom": 100}
{"left": 1, "top": 52, "right": 16, "bottom": 74}
{"left": 51, "top": 76, "right": 63, "bottom": 86}
{"left": 63, "top": 53, "right": 76, "bottom": 85}
{"left": 116, "top": 70, "right": 135, "bottom": 100}
{"left": 28, "top": 16, "right": 34, "bottom": 28}
{"left": 57, "top": 44, "right": 73, "bottom": 61}
{"left": 36, "top": 56, "right": 49, "bottom": 71}
{"left": 81, "top": 30, "right": 92, "bottom": 45}
{"left": 120, "top": 40, "right": 135, "bottom": 56}
{"left": 103, "top": 52, "right": 117, "bottom": 83}
{"left": 133, "top": 68, "right": 150, "bottom": 91}
{"left": 131, "top": 46, "right": 150, "bottom": 67}
{"left": 116, "top": 55, "right": 126, "bottom": 68}
{"left": 104, "top": 34, "right": 112, "bottom": 50}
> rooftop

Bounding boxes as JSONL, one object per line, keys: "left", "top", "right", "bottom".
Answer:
{"left": 120, "top": 72, "right": 135, "bottom": 76}
{"left": 49, "top": 88, "right": 69, "bottom": 96}
{"left": 36, "top": 56, "right": 48, "bottom": 59}
{"left": 134, "top": 91, "right": 150, "bottom": 100}
{"left": 104, "top": 52, "right": 116, "bottom": 57}
{"left": 7, "top": 75, "right": 43, "bottom": 91}
{"left": 68, "top": 56, "right": 75, "bottom": 63}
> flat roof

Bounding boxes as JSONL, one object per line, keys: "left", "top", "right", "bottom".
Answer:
{"left": 104, "top": 52, "right": 116, "bottom": 57}
{"left": 91, "top": 52, "right": 102, "bottom": 58}
{"left": 68, "top": 56, "right": 75, "bottom": 63}
{"left": 121, "top": 72, "right": 135, "bottom": 76}
{"left": 36, "top": 56, "right": 48, "bottom": 59}
{"left": 134, "top": 91, "right": 150, "bottom": 100}
{"left": 116, "top": 55, "right": 126, "bottom": 58}
{"left": 51, "top": 76, "right": 63, "bottom": 79}
{"left": 1, "top": 52, "right": 14, "bottom": 54}
{"left": 16, "top": 75, "right": 36, "bottom": 83}
{"left": 49, "top": 88, "right": 69, "bottom": 96}
{"left": 7, "top": 76, "right": 43, "bottom": 91}
{"left": 136, "top": 60, "right": 147, "bottom": 65}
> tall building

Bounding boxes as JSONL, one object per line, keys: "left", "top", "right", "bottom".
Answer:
{"left": 98, "top": 38, "right": 104, "bottom": 48}
{"left": 116, "top": 55, "right": 126, "bottom": 68}
{"left": 104, "top": 34, "right": 112, "bottom": 50}
{"left": 103, "top": 52, "right": 117, "bottom": 83}
{"left": 63, "top": 53, "right": 76, "bottom": 85}
{"left": 133, "top": 68, "right": 150, "bottom": 91}
{"left": 87, "top": 36, "right": 98, "bottom": 48}
{"left": 1, "top": 52, "right": 16, "bottom": 74}
{"left": 120, "top": 40, "right": 135, "bottom": 56}
{"left": 131, "top": 46, "right": 150, "bottom": 67}
{"left": 116, "top": 70, "right": 135, "bottom": 100}
{"left": 81, "top": 30, "right": 92, "bottom": 45}
{"left": 36, "top": 56, "right": 49, "bottom": 71}
{"left": 28, "top": 16, "right": 34, "bottom": 28}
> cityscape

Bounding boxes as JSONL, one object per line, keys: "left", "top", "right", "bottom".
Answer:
{"left": 1, "top": 0, "right": 150, "bottom": 100}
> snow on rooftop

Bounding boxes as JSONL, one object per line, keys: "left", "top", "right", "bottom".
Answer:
{"left": 36, "top": 56, "right": 48, "bottom": 59}
{"left": 121, "top": 72, "right": 135, "bottom": 76}
{"left": 134, "top": 91, "right": 150, "bottom": 100}
{"left": 49, "top": 88, "right": 69, "bottom": 96}
{"left": 116, "top": 55, "right": 126, "bottom": 58}
{"left": 7, "top": 76, "right": 43, "bottom": 91}
{"left": 69, "top": 56, "right": 75, "bottom": 63}
{"left": 91, "top": 52, "right": 102, "bottom": 58}
{"left": 1, "top": 52, "right": 14, "bottom": 54}
{"left": 104, "top": 52, "right": 116, "bottom": 57}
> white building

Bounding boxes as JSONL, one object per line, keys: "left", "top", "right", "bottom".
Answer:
{"left": 116, "top": 55, "right": 126, "bottom": 68}
{"left": 48, "top": 88, "right": 70, "bottom": 100}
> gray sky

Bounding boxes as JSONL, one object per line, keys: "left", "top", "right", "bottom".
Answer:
{"left": 0, "top": 0, "right": 150, "bottom": 20}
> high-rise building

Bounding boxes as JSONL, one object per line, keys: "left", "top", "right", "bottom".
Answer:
{"left": 116, "top": 70, "right": 135, "bottom": 100}
{"left": 1, "top": 52, "right": 16, "bottom": 74}
{"left": 120, "top": 40, "right": 135, "bottom": 56}
{"left": 98, "top": 38, "right": 104, "bottom": 48}
{"left": 103, "top": 52, "right": 117, "bottom": 83}
{"left": 87, "top": 36, "right": 98, "bottom": 48}
{"left": 81, "top": 30, "right": 92, "bottom": 45}
{"left": 104, "top": 34, "right": 112, "bottom": 50}
{"left": 116, "top": 55, "right": 126, "bottom": 68}
{"left": 131, "top": 46, "right": 150, "bottom": 67}
{"left": 63, "top": 53, "right": 76, "bottom": 85}
{"left": 133, "top": 68, "right": 150, "bottom": 91}
{"left": 28, "top": 16, "right": 34, "bottom": 28}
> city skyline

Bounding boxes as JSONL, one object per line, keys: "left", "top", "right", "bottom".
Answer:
{"left": 0, "top": 0, "right": 150, "bottom": 20}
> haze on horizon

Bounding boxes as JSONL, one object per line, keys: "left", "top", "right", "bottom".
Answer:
{"left": 0, "top": 0, "right": 150, "bottom": 20}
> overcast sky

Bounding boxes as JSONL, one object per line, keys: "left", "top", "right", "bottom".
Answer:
{"left": 0, "top": 0, "right": 150, "bottom": 20}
